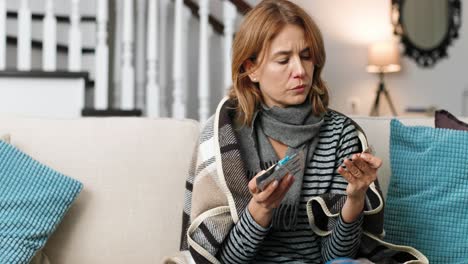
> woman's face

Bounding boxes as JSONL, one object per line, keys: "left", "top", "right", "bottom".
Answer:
{"left": 249, "top": 24, "right": 314, "bottom": 108}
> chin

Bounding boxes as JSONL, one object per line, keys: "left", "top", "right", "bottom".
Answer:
{"left": 286, "top": 95, "right": 308, "bottom": 106}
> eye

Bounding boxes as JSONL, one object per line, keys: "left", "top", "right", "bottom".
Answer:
{"left": 277, "top": 58, "right": 289, "bottom": 65}
{"left": 301, "top": 53, "right": 311, "bottom": 60}
{"left": 300, "top": 49, "right": 312, "bottom": 60}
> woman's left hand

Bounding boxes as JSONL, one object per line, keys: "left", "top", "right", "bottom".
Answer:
{"left": 337, "top": 152, "right": 383, "bottom": 200}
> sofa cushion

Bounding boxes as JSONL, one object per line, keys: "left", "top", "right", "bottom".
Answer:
{"left": 0, "top": 116, "right": 200, "bottom": 263}
{"left": 384, "top": 119, "right": 468, "bottom": 263}
{"left": 1, "top": 133, "right": 10, "bottom": 142}
{"left": 435, "top": 109, "right": 468, "bottom": 131}
{"left": 0, "top": 141, "right": 82, "bottom": 263}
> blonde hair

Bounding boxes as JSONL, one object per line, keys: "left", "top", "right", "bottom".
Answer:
{"left": 228, "top": 0, "right": 329, "bottom": 126}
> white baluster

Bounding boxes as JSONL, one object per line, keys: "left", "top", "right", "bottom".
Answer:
{"left": 198, "top": 0, "right": 210, "bottom": 122}
{"left": 135, "top": 0, "right": 146, "bottom": 111}
{"left": 68, "top": 0, "right": 82, "bottom": 71}
{"left": 95, "top": 0, "right": 109, "bottom": 109}
{"left": 43, "top": 0, "right": 57, "bottom": 71}
{"left": 223, "top": 0, "right": 237, "bottom": 91}
{"left": 181, "top": 7, "right": 191, "bottom": 117}
{"left": 121, "top": 0, "right": 135, "bottom": 109}
{"left": 172, "top": 0, "right": 185, "bottom": 118}
{"left": 0, "top": 0, "right": 6, "bottom": 70}
{"left": 18, "top": 0, "right": 31, "bottom": 71}
{"left": 159, "top": 0, "right": 169, "bottom": 117}
{"left": 112, "top": 0, "right": 123, "bottom": 107}
{"left": 146, "top": 0, "right": 159, "bottom": 117}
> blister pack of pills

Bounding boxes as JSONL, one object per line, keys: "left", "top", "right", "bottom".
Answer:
{"left": 256, "top": 150, "right": 305, "bottom": 191}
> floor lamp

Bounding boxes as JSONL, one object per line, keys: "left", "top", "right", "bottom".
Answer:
{"left": 367, "top": 41, "right": 401, "bottom": 116}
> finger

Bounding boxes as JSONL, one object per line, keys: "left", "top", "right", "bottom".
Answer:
{"left": 351, "top": 154, "right": 373, "bottom": 175}
{"left": 268, "top": 174, "right": 294, "bottom": 201}
{"left": 256, "top": 180, "right": 279, "bottom": 202}
{"left": 337, "top": 166, "right": 356, "bottom": 184}
{"left": 360, "top": 153, "right": 383, "bottom": 169}
{"left": 269, "top": 175, "right": 295, "bottom": 206}
{"left": 353, "top": 159, "right": 376, "bottom": 184}
{"left": 248, "top": 170, "right": 266, "bottom": 194}
{"left": 344, "top": 158, "right": 363, "bottom": 177}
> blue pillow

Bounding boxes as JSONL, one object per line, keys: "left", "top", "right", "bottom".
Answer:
{"left": 385, "top": 119, "right": 468, "bottom": 263}
{"left": 0, "top": 141, "right": 83, "bottom": 263}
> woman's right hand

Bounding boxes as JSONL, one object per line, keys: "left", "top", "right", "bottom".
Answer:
{"left": 247, "top": 170, "right": 295, "bottom": 227}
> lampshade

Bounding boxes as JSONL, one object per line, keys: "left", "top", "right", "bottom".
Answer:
{"left": 367, "top": 41, "right": 401, "bottom": 73}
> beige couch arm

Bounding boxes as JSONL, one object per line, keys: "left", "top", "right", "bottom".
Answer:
{"left": 29, "top": 251, "right": 51, "bottom": 264}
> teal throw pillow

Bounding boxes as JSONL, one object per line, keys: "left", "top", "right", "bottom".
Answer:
{"left": 0, "top": 141, "right": 83, "bottom": 263}
{"left": 385, "top": 119, "right": 468, "bottom": 263}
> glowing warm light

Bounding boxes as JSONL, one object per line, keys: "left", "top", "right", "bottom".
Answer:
{"left": 367, "top": 41, "right": 401, "bottom": 73}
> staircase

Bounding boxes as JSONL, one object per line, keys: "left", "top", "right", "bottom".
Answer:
{"left": 0, "top": 0, "right": 255, "bottom": 119}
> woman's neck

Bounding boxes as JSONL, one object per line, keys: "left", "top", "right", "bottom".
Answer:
{"left": 268, "top": 137, "right": 288, "bottom": 160}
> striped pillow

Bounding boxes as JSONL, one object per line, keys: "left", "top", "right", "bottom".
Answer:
{"left": 0, "top": 141, "right": 83, "bottom": 263}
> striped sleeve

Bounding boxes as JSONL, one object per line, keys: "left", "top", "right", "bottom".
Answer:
{"left": 218, "top": 207, "right": 270, "bottom": 263}
{"left": 321, "top": 212, "right": 363, "bottom": 261}
{"left": 331, "top": 118, "right": 363, "bottom": 193}
{"left": 321, "top": 117, "right": 364, "bottom": 261}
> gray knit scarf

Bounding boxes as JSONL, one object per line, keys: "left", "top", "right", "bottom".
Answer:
{"left": 237, "top": 99, "right": 324, "bottom": 230}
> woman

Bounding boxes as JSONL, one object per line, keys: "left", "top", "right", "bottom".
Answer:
{"left": 180, "top": 1, "right": 385, "bottom": 263}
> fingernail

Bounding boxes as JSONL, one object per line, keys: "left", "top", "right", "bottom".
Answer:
{"left": 272, "top": 181, "right": 278, "bottom": 187}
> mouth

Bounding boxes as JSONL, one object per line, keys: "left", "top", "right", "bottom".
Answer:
{"left": 290, "top": 84, "right": 308, "bottom": 94}
{"left": 291, "top": 84, "right": 306, "bottom": 90}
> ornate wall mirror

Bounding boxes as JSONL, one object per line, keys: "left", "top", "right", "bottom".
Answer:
{"left": 392, "top": 0, "right": 461, "bottom": 67}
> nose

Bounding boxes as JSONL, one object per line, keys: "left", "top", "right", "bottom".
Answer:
{"left": 291, "top": 56, "right": 305, "bottom": 79}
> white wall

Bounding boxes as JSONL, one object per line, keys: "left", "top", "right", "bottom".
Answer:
{"left": 292, "top": 0, "right": 468, "bottom": 116}
{"left": 0, "top": 77, "right": 85, "bottom": 118}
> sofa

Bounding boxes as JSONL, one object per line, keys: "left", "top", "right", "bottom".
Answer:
{"left": 1, "top": 114, "right": 465, "bottom": 263}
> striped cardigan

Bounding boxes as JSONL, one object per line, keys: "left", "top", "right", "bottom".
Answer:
{"left": 179, "top": 97, "right": 428, "bottom": 264}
